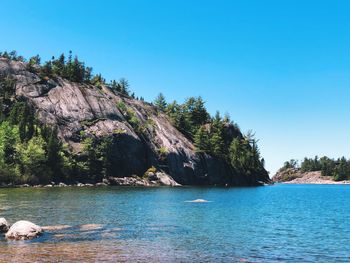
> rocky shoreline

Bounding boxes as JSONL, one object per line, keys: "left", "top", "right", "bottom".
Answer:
{"left": 273, "top": 169, "right": 350, "bottom": 184}
{"left": 0, "top": 172, "right": 181, "bottom": 188}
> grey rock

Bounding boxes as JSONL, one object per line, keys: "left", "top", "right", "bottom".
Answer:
{"left": 0, "top": 218, "right": 10, "bottom": 232}
{"left": 5, "top": 220, "right": 43, "bottom": 240}
{"left": 108, "top": 177, "right": 149, "bottom": 186}
{"left": 155, "top": 172, "right": 181, "bottom": 186}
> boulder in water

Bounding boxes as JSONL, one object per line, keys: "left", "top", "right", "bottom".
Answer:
{"left": 5, "top": 220, "right": 43, "bottom": 240}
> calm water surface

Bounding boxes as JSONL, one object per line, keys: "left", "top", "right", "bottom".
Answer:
{"left": 0, "top": 184, "right": 350, "bottom": 262}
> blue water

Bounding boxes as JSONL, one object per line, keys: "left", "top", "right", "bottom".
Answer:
{"left": 0, "top": 184, "right": 350, "bottom": 262}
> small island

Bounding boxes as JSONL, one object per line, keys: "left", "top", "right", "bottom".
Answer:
{"left": 273, "top": 157, "right": 350, "bottom": 184}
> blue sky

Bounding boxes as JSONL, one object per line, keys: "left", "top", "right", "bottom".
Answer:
{"left": 2, "top": 0, "right": 350, "bottom": 175}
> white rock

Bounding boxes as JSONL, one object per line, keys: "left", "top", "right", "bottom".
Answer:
{"left": 5, "top": 220, "right": 43, "bottom": 240}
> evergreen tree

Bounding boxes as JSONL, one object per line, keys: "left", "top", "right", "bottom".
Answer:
{"left": 210, "top": 130, "right": 225, "bottom": 157}
{"left": 118, "top": 78, "right": 129, "bottom": 95}
{"left": 194, "top": 126, "right": 210, "bottom": 152}
{"left": 154, "top": 93, "right": 167, "bottom": 111}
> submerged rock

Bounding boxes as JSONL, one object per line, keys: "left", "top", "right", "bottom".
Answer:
{"left": 185, "top": 199, "right": 211, "bottom": 203}
{"left": 80, "top": 224, "right": 103, "bottom": 231}
{"left": 5, "top": 220, "right": 43, "bottom": 240}
{"left": 42, "top": 225, "right": 71, "bottom": 231}
{"left": 0, "top": 218, "right": 10, "bottom": 232}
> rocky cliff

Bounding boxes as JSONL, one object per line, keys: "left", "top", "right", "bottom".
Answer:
{"left": 0, "top": 58, "right": 270, "bottom": 186}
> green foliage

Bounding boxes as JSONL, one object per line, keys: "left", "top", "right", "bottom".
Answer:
{"left": 116, "top": 102, "right": 141, "bottom": 132}
{"left": 158, "top": 147, "right": 168, "bottom": 160}
{"left": 91, "top": 74, "right": 105, "bottom": 88}
{"left": 164, "top": 97, "right": 210, "bottom": 137}
{"left": 280, "top": 159, "right": 299, "bottom": 171}
{"left": 154, "top": 93, "right": 167, "bottom": 112}
{"left": 0, "top": 51, "right": 24, "bottom": 62}
{"left": 109, "top": 78, "right": 130, "bottom": 96}
{"left": 163, "top": 96, "right": 266, "bottom": 177}
{"left": 116, "top": 101, "right": 127, "bottom": 113}
{"left": 144, "top": 166, "right": 157, "bottom": 178}
{"left": 40, "top": 51, "right": 93, "bottom": 83}
{"left": 0, "top": 74, "right": 16, "bottom": 121}
{"left": 194, "top": 126, "right": 210, "bottom": 153}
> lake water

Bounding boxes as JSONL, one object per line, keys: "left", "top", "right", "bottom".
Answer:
{"left": 0, "top": 184, "right": 350, "bottom": 262}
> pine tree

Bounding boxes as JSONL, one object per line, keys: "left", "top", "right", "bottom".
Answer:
{"left": 194, "top": 126, "right": 210, "bottom": 153}
{"left": 154, "top": 93, "right": 167, "bottom": 111}
{"left": 118, "top": 78, "right": 129, "bottom": 95}
{"left": 210, "top": 131, "right": 225, "bottom": 157}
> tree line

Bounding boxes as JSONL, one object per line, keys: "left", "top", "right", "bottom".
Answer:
{"left": 0, "top": 50, "right": 132, "bottom": 96}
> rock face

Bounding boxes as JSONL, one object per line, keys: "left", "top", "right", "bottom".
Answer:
{"left": 0, "top": 58, "right": 270, "bottom": 186}
{"left": 5, "top": 220, "right": 43, "bottom": 240}
{"left": 0, "top": 218, "right": 10, "bottom": 232}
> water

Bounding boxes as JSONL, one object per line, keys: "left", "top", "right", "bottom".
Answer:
{"left": 0, "top": 184, "right": 350, "bottom": 262}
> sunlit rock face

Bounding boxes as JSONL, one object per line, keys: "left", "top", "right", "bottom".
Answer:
{"left": 0, "top": 58, "right": 270, "bottom": 186}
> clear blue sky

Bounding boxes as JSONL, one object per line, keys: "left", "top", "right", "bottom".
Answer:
{"left": 2, "top": 0, "right": 350, "bottom": 175}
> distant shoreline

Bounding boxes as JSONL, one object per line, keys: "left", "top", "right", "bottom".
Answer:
{"left": 274, "top": 170, "right": 350, "bottom": 185}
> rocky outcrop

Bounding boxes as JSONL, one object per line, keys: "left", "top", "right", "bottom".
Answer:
{"left": 152, "top": 172, "right": 180, "bottom": 186}
{"left": 107, "top": 172, "right": 180, "bottom": 187}
{"left": 0, "top": 218, "right": 9, "bottom": 232}
{"left": 0, "top": 58, "right": 270, "bottom": 186}
{"left": 5, "top": 220, "right": 43, "bottom": 240}
{"left": 108, "top": 176, "right": 150, "bottom": 186}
